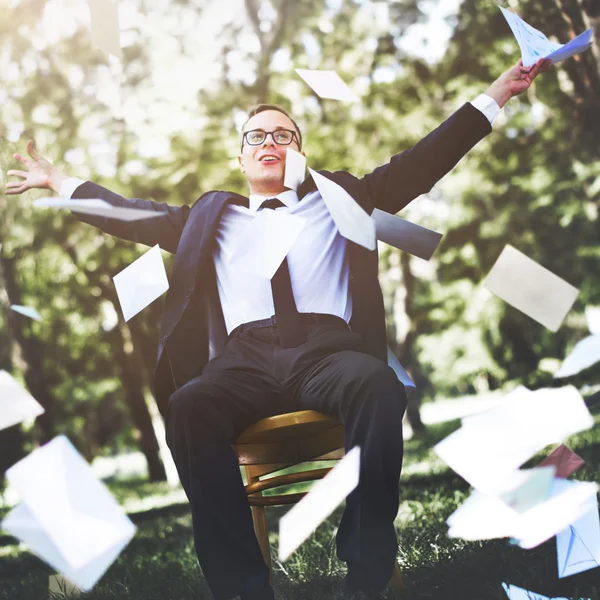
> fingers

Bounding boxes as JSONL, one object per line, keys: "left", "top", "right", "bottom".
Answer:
{"left": 5, "top": 182, "right": 27, "bottom": 195}
{"left": 13, "top": 153, "right": 33, "bottom": 168}
{"left": 26, "top": 139, "right": 39, "bottom": 160}
{"left": 6, "top": 169, "right": 28, "bottom": 179}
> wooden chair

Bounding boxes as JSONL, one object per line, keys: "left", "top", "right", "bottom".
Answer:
{"left": 232, "top": 410, "right": 405, "bottom": 590}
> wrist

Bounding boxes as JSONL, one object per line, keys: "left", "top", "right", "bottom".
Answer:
{"left": 48, "top": 170, "right": 68, "bottom": 194}
{"left": 484, "top": 79, "right": 512, "bottom": 109}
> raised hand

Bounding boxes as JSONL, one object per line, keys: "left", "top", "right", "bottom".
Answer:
{"left": 485, "top": 58, "right": 552, "bottom": 108}
{"left": 5, "top": 140, "right": 68, "bottom": 195}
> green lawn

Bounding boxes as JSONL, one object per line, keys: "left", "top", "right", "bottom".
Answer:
{"left": 1, "top": 409, "right": 599, "bottom": 600}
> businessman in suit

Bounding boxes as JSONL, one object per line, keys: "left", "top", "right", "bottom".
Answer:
{"left": 6, "top": 58, "right": 549, "bottom": 600}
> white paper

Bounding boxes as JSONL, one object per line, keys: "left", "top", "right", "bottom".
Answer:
{"left": 113, "top": 245, "right": 169, "bottom": 322}
{"left": 295, "top": 69, "right": 359, "bottom": 102}
{"left": 386, "top": 347, "right": 416, "bottom": 391}
{"left": 0, "top": 370, "right": 44, "bottom": 431}
{"left": 35, "top": 197, "right": 163, "bottom": 222}
{"left": 436, "top": 386, "right": 593, "bottom": 493}
{"left": 88, "top": 0, "right": 122, "bottom": 58}
{"left": 499, "top": 7, "right": 593, "bottom": 68}
{"left": 499, "top": 467, "right": 555, "bottom": 514}
{"left": 309, "top": 169, "right": 376, "bottom": 251}
{"left": 228, "top": 211, "right": 306, "bottom": 280}
{"left": 284, "top": 148, "right": 306, "bottom": 191}
{"left": 483, "top": 245, "right": 579, "bottom": 332}
{"left": 10, "top": 305, "right": 41, "bottom": 321}
{"left": 557, "top": 497, "right": 600, "bottom": 578}
{"left": 501, "top": 583, "right": 578, "bottom": 600}
{"left": 555, "top": 335, "right": 600, "bottom": 378}
{"left": 372, "top": 209, "right": 443, "bottom": 261}
{"left": 586, "top": 306, "right": 600, "bottom": 335}
{"left": 2, "top": 435, "right": 135, "bottom": 591}
{"left": 448, "top": 478, "right": 598, "bottom": 550}
{"left": 279, "top": 446, "right": 360, "bottom": 561}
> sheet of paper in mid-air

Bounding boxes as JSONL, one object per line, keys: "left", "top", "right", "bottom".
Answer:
{"left": 2, "top": 435, "right": 136, "bottom": 591}
{"left": 113, "top": 245, "right": 169, "bottom": 322}
{"left": 0, "top": 370, "right": 44, "bottom": 432}
{"left": 35, "top": 197, "right": 163, "bottom": 222}
{"left": 309, "top": 169, "right": 376, "bottom": 251}
{"left": 448, "top": 477, "right": 598, "bottom": 549}
{"left": 483, "top": 245, "right": 579, "bottom": 331}
{"left": 88, "top": 0, "right": 122, "bottom": 58}
{"left": 436, "top": 386, "right": 593, "bottom": 493}
{"left": 284, "top": 148, "right": 307, "bottom": 192}
{"left": 556, "top": 496, "right": 600, "bottom": 578}
{"left": 372, "top": 209, "right": 443, "bottom": 261}
{"left": 278, "top": 446, "right": 360, "bottom": 561}
{"left": 502, "top": 582, "right": 586, "bottom": 600}
{"left": 228, "top": 210, "right": 307, "bottom": 280}
{"left": 537, "top": 444, "right": 585, "bottom": 479}
{"left": 499, "top": 7, "right": 593, "bottom": 68}
{"left": 295, "top": 69, "right": 359, "bottom": 102}
{"left": 10, "top": 305, "right": 41, "bottom": 321}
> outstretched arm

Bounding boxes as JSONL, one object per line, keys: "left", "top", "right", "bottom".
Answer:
{"left": 363, "top": 58, "right": 551, "bottom": 215}
{"left": 5, "top": 141, "right": 188, "bottom": 253}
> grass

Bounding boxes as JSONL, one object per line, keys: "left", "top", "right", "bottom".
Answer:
{"left": 1, "top": 408, "right": 599, "bottom": 600}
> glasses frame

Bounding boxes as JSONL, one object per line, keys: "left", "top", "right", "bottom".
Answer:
{"left": 240, "top": 128, "right": 301, "bottom": 152}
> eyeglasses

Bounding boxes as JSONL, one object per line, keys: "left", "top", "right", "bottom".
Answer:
{"left": 241, "top": 128, "right": 300, "bottom": 151}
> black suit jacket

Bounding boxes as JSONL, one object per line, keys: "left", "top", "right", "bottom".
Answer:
{"left": 73, "top": 103, "right": 491, "bottom": 416}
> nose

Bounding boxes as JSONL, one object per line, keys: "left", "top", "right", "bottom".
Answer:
{"left": 261, "top": 133, "right": 278, "bottom": 147}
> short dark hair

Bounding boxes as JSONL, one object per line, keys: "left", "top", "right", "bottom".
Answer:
{"left": 241, "top": 104, "right": 302, "bottom": 151}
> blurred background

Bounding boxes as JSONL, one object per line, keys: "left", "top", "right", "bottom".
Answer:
{"left": 1, "top": 0, "right": 599, "bottom": 487}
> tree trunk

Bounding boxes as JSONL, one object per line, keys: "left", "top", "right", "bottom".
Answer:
{"left": 0, "top": 254, "right": 56, "bottom": 443}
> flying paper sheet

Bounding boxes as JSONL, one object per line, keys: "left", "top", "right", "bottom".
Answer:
{"left": 483, "top": 245, "right": 579, "bottom": 332}
{"left": 10, "top": 305, "right": 41, "bottom": 321}
{"left": 499, "top": 467, "right": 555, "bottom": 514}
{"left": 499, "top": 7, "right": 593, "bottom": 68}
{"left": 2, "top": 435, "right": 136, "bottom": 591}
{"left": 35, "top": 197, "right": 163, "bottom": 222}
{"left": 501, "top": 583, "right": 586, "bottom": 600}
{"left": 295, "top": 69, "right": 359, "bottom": 102}
{"left": 554, "top": 335, "right": 600, "bottom": 378}
{"left": 436, "top": 386, "right": 593, "bottom": 493}
{"left": 88, "top": 0, "right": 122, "bottom": 58}
{"left": 284, "top": 148, "right": 307, "bottom": 192}
{"left": 586, "top": 306, "right": 600, "bottom": 335}
{"left": 372, "top": 209, "right": 443, "bottom": 261}
{"left": 538, "top": 444, "right": 585, "bottom": 479}
{"left": 556, "top": 497, "right": 600, "bottom": 578}
{"left": 309, "top": 169, "right": 376, "bottom": 251}
{"left": 0, "top": 370, "right": 44, "bottom": 431}
{"left": 228, "top": 210, "right": 306, "bottom": 280}
{"left": 279, "top": 446, "right": 360, "bottom": 561}
{"left": 49, "top": 574, "right": 81, "bottom": 597}
{"left": 448, "top": 477, "right": 598, "bottom": 549}
{"left": 113, "top": 245, "right": 169, "bottom": 322}
{"left": 386, "top": 347, "right": 416, "bottom": 391}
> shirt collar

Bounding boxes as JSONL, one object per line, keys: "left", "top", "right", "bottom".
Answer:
{"left": 248, "top": 189, "right": 299, "bottom": 212}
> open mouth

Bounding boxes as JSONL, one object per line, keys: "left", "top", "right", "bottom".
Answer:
{"left": 259, "top": 155, "right": 280, "bottom": 163}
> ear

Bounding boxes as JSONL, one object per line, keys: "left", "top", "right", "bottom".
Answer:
{"left": 238, "top": 155, "right": 245, "bottom": 173}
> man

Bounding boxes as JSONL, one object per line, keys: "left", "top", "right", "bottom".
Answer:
{"left": 6, "top": 58, "right": 549, "bottom": 600}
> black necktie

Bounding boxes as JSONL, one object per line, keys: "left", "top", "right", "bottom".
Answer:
{"left": 259, "top": 198, "right": 306, "bottom": 347}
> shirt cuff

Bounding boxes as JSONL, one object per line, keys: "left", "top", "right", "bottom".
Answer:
{"left": 59, "top": 177, "right": 86, "bottom": 200}
{"left": 469, "top": 94, "right": 502, "bottom": 126}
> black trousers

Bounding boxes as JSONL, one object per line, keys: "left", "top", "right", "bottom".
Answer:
{"left": 165, "top": 320, "right": 407, "bottom": 600}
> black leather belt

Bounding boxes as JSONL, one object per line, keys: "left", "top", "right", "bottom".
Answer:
{"left": 228, "top": 313, "right": 349, "bottom": 340}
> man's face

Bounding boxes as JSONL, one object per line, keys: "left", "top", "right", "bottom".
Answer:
{"left": 238, "top": 110, "right": 303, "bottom": 195}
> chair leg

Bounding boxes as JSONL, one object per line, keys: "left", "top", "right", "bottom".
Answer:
{"left": 245, "top": 466, "right": 273, "bottom": 582}
{"left": 389, "top": 560, "right": 405, "bottom": 590}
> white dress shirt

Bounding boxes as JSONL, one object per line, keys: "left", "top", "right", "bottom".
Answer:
{"left": 60, "top": 95, "right": 501, "bottom": 334}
